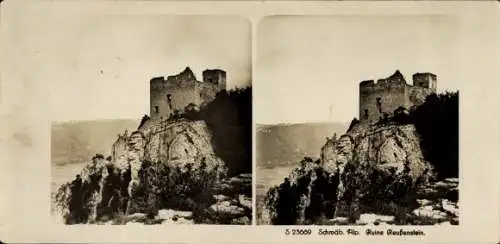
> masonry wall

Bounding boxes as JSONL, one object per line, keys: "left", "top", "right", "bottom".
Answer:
{"left": 359, "top": 79, "right": 408, "bottom": 123}
{"left": 358, "top": 71, "right": 438, "bottom": 124}
{"left": 203, "top": 69, "right": 227, "bottom": 91}
{"left": 149, "top": 68, "right": 224, "bottom": 121}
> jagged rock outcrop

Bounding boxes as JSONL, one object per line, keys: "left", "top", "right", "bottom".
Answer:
{"left": 260, "top": 158, "right": 338, "bottom": 225}
{"left": 54, "top": 154, "right": 131, "bottom": 224}
{"left": 262, "top": 123, "right": 438, "bottom": 225}
{"left": 54, "top": 118, "right": 252, "bottom": 225}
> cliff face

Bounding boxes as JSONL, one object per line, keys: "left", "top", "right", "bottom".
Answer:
{"left": 261, "top": 122, "right": 451, "bottom": 225}
{"left": 326, "top": 123, "right": 433, "bottom": 182}
{"left": 54, "top": 155, "right": 130, "bottom": 224}
{"left": 113, "top": 119, "right": 227, "bottom": 189}
{"left": 143, "top": 120, "right": 223, "bottom": 169}
{"left": 54, "top": 118, "right": 250, "bottom": 225}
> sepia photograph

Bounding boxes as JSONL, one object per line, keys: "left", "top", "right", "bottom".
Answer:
{"left": 48, "top": 15, "right": 252, "bottom": 225}
{"left": 2, "top": 1, "right": 500, "bottom": 243}
{"left": 256, "top": 15, "right": 459, "bottom": 226}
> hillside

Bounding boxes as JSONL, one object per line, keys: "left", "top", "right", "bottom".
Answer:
{"left": 51, "top": 119, "right": 139, "bottom": 165}
{"left": 256, "top": 122, "right": 348, "bottom": 168}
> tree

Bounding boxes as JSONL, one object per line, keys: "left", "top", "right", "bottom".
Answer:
{"left": 184, "top": 87, "right": 252, "bottom": 176}
{"left": 410, "top": 91, "right": 459, "bottom": 179}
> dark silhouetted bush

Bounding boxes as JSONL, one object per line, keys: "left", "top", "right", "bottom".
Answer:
{"left": 128, "top": 159, "right": 225, "bottom": 222}
{"left": 183, "top": 87, "right": 252, "bottom": 177}
{"left": 393, "top": 106, "right": 411, "bottom": 124}
{"left": 410, "top": 91, "right": 459, "bottom": 180}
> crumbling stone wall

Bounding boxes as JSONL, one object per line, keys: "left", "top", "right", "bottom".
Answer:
{"left": 359, "top": 71, "right": 409, "bottom": 123}
{"left": 149, "top": 67, "right": 226, "bottom": 121}
{"left": 359, "top": 71, "right": 437, "bottom": 124}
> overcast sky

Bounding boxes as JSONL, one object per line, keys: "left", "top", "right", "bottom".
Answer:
{"left": 255, "top": 15, "right": 461, "bottom": 124}
{"left": 4, "top": 11, "right": 251, "bottom": 122}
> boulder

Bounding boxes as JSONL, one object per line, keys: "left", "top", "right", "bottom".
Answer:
{"left": 416, "top": 199, "right": 433, "bottom": 206}
{"left": 412, "top": 205, "right": 445, "bottom": 219}
{"left": 441, "top": 199, "right": 459, "bottom": 217}
{"left": 214, "top": 173, "right": 252, "bottom": 198}
{"left": 231, "top": 216, "right": 251, "bottom": 225}
{"left": 209, "top": 201, "right": 246, "bottom": 216}
{"left": 213, "top": 194, "right": 230, "bottom": 202}
{"left": 156, "top": 209, "right": 193, "bottom": 220}
{"left": 357, "top": 214, "right": 395, "bottom": 225}
{"left": 238, "top": 195, "right": 252, "bottom": 210}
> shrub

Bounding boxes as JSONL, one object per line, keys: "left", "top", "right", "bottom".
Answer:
{"left": 128, "top": 159, "right": 225, "bottom": 220}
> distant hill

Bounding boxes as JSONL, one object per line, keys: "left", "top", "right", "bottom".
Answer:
{"left": 257, "top": 122, "right": 348, "bottom": 168}
{"left": 51, "top": 119, "right": 139, "bottom": 165}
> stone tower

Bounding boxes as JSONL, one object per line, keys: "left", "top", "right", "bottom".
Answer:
{"left": 202, "top": 69, "right": 226, "bottom": 91}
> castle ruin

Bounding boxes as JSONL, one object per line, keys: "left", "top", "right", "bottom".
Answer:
{"left": 359, "top": 70, "right": 437, "bottom": 123}
{"left": 149, "top": 67, "right": 226, "bottom": 121}
{"left": 113, "top": 66, "right": 226, "bottom": 162}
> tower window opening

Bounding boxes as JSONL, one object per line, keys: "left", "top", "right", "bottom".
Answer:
{"left": 376, "top": 97, "right": 382, "bottom": 114}
{"left": 167, "top": 94, "right": 173, "bottom": 110}
{"left": 155, "top": 106, "right": 159, "bottom": 113}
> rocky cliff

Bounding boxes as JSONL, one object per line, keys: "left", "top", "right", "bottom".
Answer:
{"left": 261, "top": 121, "right": 457, "bottom": 225}
{"left": 54, "top": 118, "right": 251, "bottom": 225}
